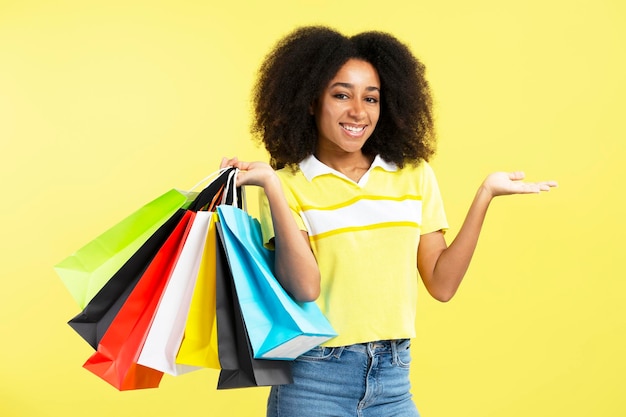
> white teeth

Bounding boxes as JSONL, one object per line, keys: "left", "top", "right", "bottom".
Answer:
{"left": 342, "top": 124, "right": 364, "bottom": 132}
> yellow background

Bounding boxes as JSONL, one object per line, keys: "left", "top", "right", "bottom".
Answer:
{"left": 1, "top": 0, "right": 624, "bottom": 416}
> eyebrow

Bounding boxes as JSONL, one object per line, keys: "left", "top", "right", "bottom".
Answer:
{"left": 330, "top": 82, "right": 380, "bottom": 92}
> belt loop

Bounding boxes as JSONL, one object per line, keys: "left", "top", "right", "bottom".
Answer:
{"left": 391, "top": 340, "right": 399, "bottom": 365}
{"left": 332, "top": 346, "right": 345, "bottom": 359}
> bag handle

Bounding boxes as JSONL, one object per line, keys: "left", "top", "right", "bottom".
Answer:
{"left": 219, "top": 168, "right": 248, "bottom": 212}
{"left": 188, "top": 167, "right": 230, "bottom": 192}
{"left": 187, "top": 168, "right": 237, "bottom": 212}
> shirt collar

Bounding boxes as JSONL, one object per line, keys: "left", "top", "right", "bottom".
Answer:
{"left": 299, "top": 154, "right": 398, "bottom": 182}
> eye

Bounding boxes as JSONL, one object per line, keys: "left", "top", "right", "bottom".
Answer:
{"left": 333, "top": 93, "right": 349, "bottom": 100}
{"left": 365, "top": 97, "right": 379, "bottom": 104}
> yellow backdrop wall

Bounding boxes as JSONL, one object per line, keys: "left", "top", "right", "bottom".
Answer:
{"left": 1, "top": 0, "right": 624, "bottom": 416}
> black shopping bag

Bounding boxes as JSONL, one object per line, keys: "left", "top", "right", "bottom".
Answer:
{"left": 215, "top": 223, "right": 293, "bottom": 389}
{"left": 67, "top": 168, "right": 239, "bottom": 349}
{"left": 68, "top": 210, "right": 185, "bottom": 348}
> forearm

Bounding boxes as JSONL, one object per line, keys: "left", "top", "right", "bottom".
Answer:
{"left": 263, "top": 176, "right": 321, "bottom": 302}
{"left": 428, "top": 186, "right": 492, "bottom": 301}
{"left": 418, "top": 170, "right": 555, "bottom": 302}
{"left": 220, "top": 157, "right": 321, "bottom": 302}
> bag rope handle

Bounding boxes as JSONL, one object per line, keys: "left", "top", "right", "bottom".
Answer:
{"left": 188, "top": 167, "right": 231, "bottom": 192}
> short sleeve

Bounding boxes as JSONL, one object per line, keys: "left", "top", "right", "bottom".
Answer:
{"left": 258, "top": 172, "right": 308, "bottom": 249}
{"left": 258, "top": 191, "right": 276, "bottom": 249}
{"left": 420, "top": 162, "right": 449, "bottom": 235}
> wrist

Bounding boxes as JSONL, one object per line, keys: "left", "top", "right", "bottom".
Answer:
{"left": 476, "top": 183, "right": 495, "bottom": 203}
{"left": 261, "top": 172, "right": 283, "bottom": 195}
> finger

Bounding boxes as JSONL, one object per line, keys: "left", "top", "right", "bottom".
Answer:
{"left": 518, "top": 184, "right": 541, "bottom": 194}
{"left": 523, "top": 180, "right": 559, "bottom": 193}
{"left": 234, "top": 170, "right": 245, "bottom": 187}
{"left": 508, "top": 171, "right": 525, "bottom": 181}
{"left": 220, "top": 156, "right": 239, "bottom": 169}
{"left": 538, "top": 181, "right": 558, "bottom": 191}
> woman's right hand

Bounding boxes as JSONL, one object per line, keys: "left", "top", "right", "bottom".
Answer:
{"left": 220, "top": 157, "right": 278, "bottom": 189}
{"left": 220, "top": 157, "right": 320, "bottom": 302}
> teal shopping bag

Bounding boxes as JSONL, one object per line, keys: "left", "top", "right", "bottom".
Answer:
{"left": 216, "top": 205, "right": 337, "bottom": 360}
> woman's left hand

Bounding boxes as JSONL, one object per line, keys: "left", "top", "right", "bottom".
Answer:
{"left": 481, "top": 171, "right": 558, "bottom": 198}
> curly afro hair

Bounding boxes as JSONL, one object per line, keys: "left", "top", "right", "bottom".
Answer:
{"left": 251, "top": 26, "right": 436, "bottom": 170}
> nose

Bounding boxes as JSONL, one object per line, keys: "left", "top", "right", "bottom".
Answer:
{"left": 348, "top": 99, "right": 366, "bottom": 120}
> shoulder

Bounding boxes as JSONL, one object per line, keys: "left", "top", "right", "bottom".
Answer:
{"left": 275, "top": 165, "right": 305, "bottom": 184}
{"left": 274, "top": 166, "right": 311, "bottom": 203}
{"left": 387, "top": 159, "right": 437, "bottom": 181}
{"left": 383, "top": 160, "right": 442, "bottom": 197}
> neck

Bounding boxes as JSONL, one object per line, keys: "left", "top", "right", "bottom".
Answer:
{"left": 314, "top": 151, "right": 374, "bottom": 183}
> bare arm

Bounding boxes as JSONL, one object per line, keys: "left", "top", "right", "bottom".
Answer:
{"left": 221, "top": 158, "right": 321, "bottom": 302}
{"left": 418, "top": 171, "right": 557, "bottom": 302}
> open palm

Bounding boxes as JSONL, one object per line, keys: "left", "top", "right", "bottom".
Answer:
{"left": 483, "top": 171, "right": 558, "bottom": 197}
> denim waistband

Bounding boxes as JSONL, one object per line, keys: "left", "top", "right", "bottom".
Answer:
{"left": 343, "top": 339, "right": 410, "bottom": 355}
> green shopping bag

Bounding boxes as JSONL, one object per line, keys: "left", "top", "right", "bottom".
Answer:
{"left": 55, "top": 189, "right": 192, "bottom": 309}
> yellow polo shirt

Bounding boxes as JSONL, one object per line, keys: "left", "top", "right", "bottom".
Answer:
{"left": 259, "top": 155, "right": 448, "bottom": 347}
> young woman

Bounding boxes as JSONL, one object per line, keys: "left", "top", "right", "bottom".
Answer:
{"left": 221, "top": 26, "right": 556, "bottom": 417}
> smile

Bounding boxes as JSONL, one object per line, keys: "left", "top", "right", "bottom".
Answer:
{"left": 341, "top": 124, "right": 366, "bottom": 133}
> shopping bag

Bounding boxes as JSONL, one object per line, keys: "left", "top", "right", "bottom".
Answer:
{"left": 55, "top": 189, "right": 191, "bottom": 308}
{"left": 65, "top": 168, "right": 238, "bottom": 349}
{"left": 215, "top": 224, "right": 293, "bottom": 389}
{"left": 216, "top": 205, "right": 337, "bottom": 360}
{"left": 173, "top": 168, "right": 244, "bottom": 369}
{"left": 83, "top": 210, "right": 195, "bottom": 390}
{"left": 67, "top": 210, "right": 185, "bottom": 349}
{"left": 136, "top": 210, "right": 214, "bottom": 375}
{"left": 175, "top": 212, "right": 221, "bottom": 369}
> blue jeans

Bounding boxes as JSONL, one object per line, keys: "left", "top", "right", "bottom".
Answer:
{"left": 267, "top": 339, "right": 420, "bottom": 417}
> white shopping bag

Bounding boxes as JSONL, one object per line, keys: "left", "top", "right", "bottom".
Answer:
{"left": 137, "top": 211, "right": 214, "bottom": 375}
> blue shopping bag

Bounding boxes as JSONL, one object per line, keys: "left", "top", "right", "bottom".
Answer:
{"left": 216, "top": 205, "right": 337, "bottom": 360}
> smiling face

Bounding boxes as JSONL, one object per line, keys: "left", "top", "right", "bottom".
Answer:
{"left": 313, "top": 59, "right": 381, "bottom": 159}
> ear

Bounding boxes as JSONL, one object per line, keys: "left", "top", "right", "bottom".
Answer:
{"left": 309, "top": 99, "right": 317, "bottom": 115}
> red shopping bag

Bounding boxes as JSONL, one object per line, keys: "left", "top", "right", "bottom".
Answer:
{"left": 83, "top": 210, "right": 195, "bottom": 390}
{"left": 66, "top": 169, "right": 235, "bottom": 350}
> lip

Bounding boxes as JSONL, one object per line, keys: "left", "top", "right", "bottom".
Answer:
{"left": 340, "top": 123, "right": 367, "bottom": 137}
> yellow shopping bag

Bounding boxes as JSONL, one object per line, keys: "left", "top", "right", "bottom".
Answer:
{"left": 176, "top": 212, "right": 220, "bottom": 369}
